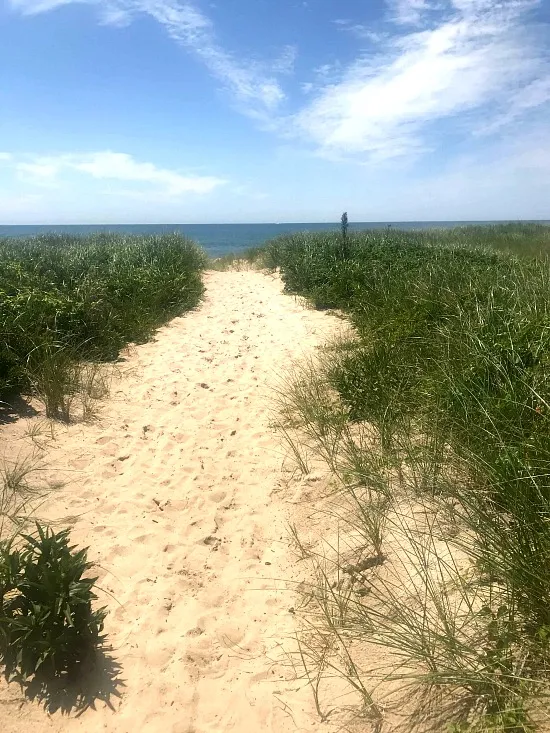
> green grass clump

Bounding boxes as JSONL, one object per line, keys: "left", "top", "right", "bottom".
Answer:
{"left": 0, "top": 233, "right": 206, "bottom": 415}
{"left": 0, "top": 524, "right": 106, "bottom": 680}
{"left": 208, "top": 244, "right": 268, "bottom": 271}
{"left": 268, "top": 223, "right": 550, "bottom": 730}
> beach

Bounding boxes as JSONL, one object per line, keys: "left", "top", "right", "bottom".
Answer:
{"left": 5, "top": 223, "right": 550, "bottom": 732}
{"left": 0, "top": 269, "right": 340, "bottom": 733}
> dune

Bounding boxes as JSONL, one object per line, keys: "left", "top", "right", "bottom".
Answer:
{"left": 0, "top": 270, "right": 342, "bottom": 733}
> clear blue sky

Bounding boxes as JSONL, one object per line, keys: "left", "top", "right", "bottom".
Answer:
{"left": 1, "top": 0, "right": 549, "bottom": 223}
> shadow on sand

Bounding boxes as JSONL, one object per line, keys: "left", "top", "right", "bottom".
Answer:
{"left": 0, "top": 394, "right": 38, "bottom": 425}
{"left": 10, "top": 645, "right": 125, "bottom": 717}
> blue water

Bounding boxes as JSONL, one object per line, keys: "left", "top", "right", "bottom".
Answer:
{"left": 0, "top": 221, "right": 545, "bottom": 258}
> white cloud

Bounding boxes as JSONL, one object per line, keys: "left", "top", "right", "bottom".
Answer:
{"left": 17, "top": 160, "right": 62, "bottom": 186}
{"left": 272, "top": 45, "right": 298, "bottom": 76}
{"left": 11, "top": 151, "right": 226, "bottom": 195}
{"left": 69, "top": 151, "right": 225, "bottom": 193}
{"left": 142, "top": 0, "right": 286, "bottom": 115}
{"left": 478, "top": 75, "right": 550, "bottom": 134}
{"left": 99, "top": 3, "right": 132, "bottom": 26}
{"left": 299, "top": 61, "right": 345, "bottom": 98}
{"left": 387, "top": 0, "right": 435, "bottom": 25}
{"left": 8, "top": 0, "right": 79, "bottom": 11}
{"left": 8, "top": 0, "right": 549, "bottom": 171}
{"left": 0, "top": 153, "right": 13, "bottom": 161}
{"left": 293, "top": 0, "right": 549, "bottom": 161}
{"left": 8, "top": 0, "right": 288, "bottom": 118}
{"left": 334, "top": 19, "right": 387, "bottom": 42}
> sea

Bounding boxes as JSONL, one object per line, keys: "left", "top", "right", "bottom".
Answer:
{"left": 0, "top": 221, "right": 544, "bottom": 259}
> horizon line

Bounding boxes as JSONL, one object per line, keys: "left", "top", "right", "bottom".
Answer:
{"left": 1, "top": 219, "right": 549, "bottom": 227}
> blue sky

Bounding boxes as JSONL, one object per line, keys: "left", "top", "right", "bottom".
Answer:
{"left": 1, "top": 0, "right": 549, "bottom": 223}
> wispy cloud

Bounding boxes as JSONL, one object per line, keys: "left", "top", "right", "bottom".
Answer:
{"left": 9, "top": 0, "right": 76, "bottom": 12}
{"left": 272, "top": 45, "right": 298, "bottom": 76}
{"left": 478, "top": 75, "right": 550, "bottom": 134}
{"left": 68, "top": 151, "right": 226, "bottom": 194}
{"left": 17, "top": 160, "right": 63, "bottom": 186}
{"left": 8, "top": 0, "right": 289, "bottom": 118}
{"left": 387, "top": 0, "right": 435, "bottom": 25}
{"left": 8, "top": 0, "right": 548, "bottom": 170}
{"left": 333, "top": 19, "right": 388, "bottom": 43}
{"left": 11, "top": 151, "right": 226, "bottom": 194}
{"left": 300, "top": 62, "right": 345, "bottom": 97}
{"left": 293, "top": 0, "right": 549, "bottom": 161}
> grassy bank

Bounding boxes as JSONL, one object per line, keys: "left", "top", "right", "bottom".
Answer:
{"left": 0, "top": 233, "right": 206, "bottom": 418}
{"left": 217, "top": 223, "right": 550, "bottom": 269}
{"left": 265, "top": 224, "right": 550, "bottom": 730}
{"left": 208, "top": 245, "right": 266, "bottom": 271}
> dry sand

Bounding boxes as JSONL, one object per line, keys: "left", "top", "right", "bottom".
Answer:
{"left": 0, "top": 270, "right": 344, "bottom": 733}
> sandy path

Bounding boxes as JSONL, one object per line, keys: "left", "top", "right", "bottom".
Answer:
{"left": 0, "top": 271, "right": 339, "bottom": 733}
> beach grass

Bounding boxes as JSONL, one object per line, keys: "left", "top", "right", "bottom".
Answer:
{"left": 207, "top": 245, "right": 267, "bottom": 271}
{"left": 0, "top": 232, "right": 206, "bottom": 418}
{"left": 4, "top": 221, "right": 550, "bottom": 727}
{"left": 266, "top": 223, "right": 550, "bottom": 730}
{"left": 213, "top": 223, "right": 550, "bottom": 269}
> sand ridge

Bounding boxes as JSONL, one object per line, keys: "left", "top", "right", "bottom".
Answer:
{"left": 0, "top": 270, "right": 341, "bottom": 733}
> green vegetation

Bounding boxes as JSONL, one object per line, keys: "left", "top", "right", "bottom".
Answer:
{"left": 0, "top": 524, "right": 106, "bottom": 680}
{"left": 257, "top": 221, "right": 550, "bottom": 263}
{"left": 0, "top": 233, "right": 206, "bottom": 418}
{"left": 0, "top": 454, "right": 46, "bottom": 539}
{"left": 266, "top": 223, "right": 550, "bottom": 730}
{"left": 208, "top": 244, "right": 267, "bottom": 271}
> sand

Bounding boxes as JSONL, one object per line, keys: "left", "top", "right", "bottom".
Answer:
{"left": 0, "top": 270, "right": 343, "bottom": 733}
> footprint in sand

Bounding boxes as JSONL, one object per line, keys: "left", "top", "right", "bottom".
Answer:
{"left": 209, "top": 490, "right": 227, "bottom": 503}
{"left": 0, "top": 271, "right": 345, "bottom": 733}
{"left": 70, "top": 457, "right": 92, "bottom": 469}
{"left": 101, "top": 443, "right": 121, "bottom": 457}
{"left": 96, "top": 435, "right": 116, "bottom": 445}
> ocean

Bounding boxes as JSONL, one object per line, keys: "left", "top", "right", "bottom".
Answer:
{"left": 0, "top": 221, "right": 543, "bottom": 258}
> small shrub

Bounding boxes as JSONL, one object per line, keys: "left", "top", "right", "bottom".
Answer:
{"left": 0, "top": 524, "right": 106, "bottom": 679}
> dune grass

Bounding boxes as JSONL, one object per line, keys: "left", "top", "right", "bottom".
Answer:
{"left": 207, "top": 245, "right": 267, "bottom": 271}
{"left": 0, "top": 232, "right": 206, "bottom": 419}
{"left": 266, "top": 223, "right": 550, "bottom": 730}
